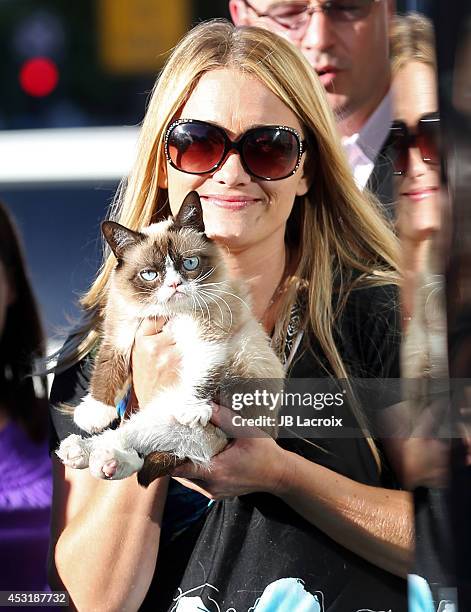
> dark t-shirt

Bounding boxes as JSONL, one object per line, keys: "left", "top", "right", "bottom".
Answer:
{"left": 49, "top": 283, "right": 407, "bottom": 612}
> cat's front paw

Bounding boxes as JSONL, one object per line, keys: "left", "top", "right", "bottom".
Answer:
{"left": 173, "top": 402, "right": 212, "bottom": 428}
{"left": 56, "top": 434, "right": 91, "bottom": 469}
{"left": 89, "top": 446, "right": 144, "bottom": 480}
{"left": 73, "top": 394, "right": 118, "bottom": 434}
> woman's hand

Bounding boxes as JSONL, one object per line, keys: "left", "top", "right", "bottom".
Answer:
{"left": 171, "top": 404, "right": 287, "bottom": 499}
{"left": 401, "top": 437, "right": 450, "bottom": 489}
{"left": 173, "top": 403, "right": 413, "bottom": 577}
{"left": 131, "top": 317, "right": 182, "bottom": 408}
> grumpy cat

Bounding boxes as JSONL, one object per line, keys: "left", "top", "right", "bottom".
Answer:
{"left": 56, "top": 192, "right": 284, "bottom": 481}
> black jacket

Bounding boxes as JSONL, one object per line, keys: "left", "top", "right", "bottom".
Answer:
{"left": 366, "top": 135, "right": 395, "bottom": 221}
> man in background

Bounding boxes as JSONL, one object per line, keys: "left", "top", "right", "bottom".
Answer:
{"left": 229, "top": 0, "right": 395, "bottom": 215}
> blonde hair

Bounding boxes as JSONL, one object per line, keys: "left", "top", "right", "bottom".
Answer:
{"left": 390, "top": 12, "right": 436, "bottom": 75}
{"left": 56, "top": 20, "right": 401, "bottom": 468}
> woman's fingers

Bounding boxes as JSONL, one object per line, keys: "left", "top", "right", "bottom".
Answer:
{"left": 131, "top": 317, "right": 181, "bottom": 407}
{"left": 172, "top": 476, "right": 214, "bottom": 499}
{"left": 209, "top": 404, "right": 241, "bottom": 438}
{"left": 136, "top": 316, "right": 168, "bottom": 337}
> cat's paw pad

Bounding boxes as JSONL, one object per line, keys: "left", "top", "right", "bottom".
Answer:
{"left": 89, "top": 447, "right": 144, "bottom": 480}
{"left": 73, "top": 395, "right": 118, "bottom": 434}
{"left": 56, "top": 434, "right": 91, "bottom": 469}
{"left": 173, "top": 403, "right": 212, "bottom": 428}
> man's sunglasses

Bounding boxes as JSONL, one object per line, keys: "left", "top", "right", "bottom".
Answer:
{"left": 387, "top": 113, "right": 440, "bottom": 176}
{"left": 164, "top": 119, "right": 307, "bottom": 181}
{"left": 241, "top": 0, "right": 380, "bottom": 29}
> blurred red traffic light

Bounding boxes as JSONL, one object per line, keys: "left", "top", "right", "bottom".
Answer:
{"left": 19, "top": 57, "right": 59, "bottom": 97}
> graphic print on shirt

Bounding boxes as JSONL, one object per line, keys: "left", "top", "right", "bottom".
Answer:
{"left": 171, "top": 577, "right": 325, "bottom": 611}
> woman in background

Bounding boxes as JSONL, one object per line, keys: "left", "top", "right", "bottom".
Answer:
{"left": 390, "top": 14, "right": 455, "bottom": 611}
{"left": 389, "top": 11, "right": 449, "bottom": 486}
{"left": 0, "top": 201, "right": 52, "bottom": 591}
{"left": 390, "top": 12, "right": 443, "bottom": 325}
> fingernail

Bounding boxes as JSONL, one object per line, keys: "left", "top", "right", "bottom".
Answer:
{"left": 212, "top": 403, "right": 219, "bottom": 414}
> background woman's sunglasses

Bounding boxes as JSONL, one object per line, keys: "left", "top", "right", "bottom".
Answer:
{"left": 164, "top": 119, "right": 307, "bottom": 181}
{"left": 388, "top": 113, "right": 440, "bottom": 176}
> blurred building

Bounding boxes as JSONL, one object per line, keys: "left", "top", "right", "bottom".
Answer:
{"left": 0, "top": 1, "right": 230, "bottom": 344}
{"left": 0, "top": 0, "right": 230, "bottom": 130}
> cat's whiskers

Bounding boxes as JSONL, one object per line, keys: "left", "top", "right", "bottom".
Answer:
{"left": 195, "top": 266, "right": 216, "bottom": 283}
{"left": 201, "top": 287, "right": 250, "bottom": 311}
{"left": 197, "top": 292, "right": 212, "bottom": 325}
{"left": 192, "top": 290, "right": 203, "bottom": 317}
{"left": 200, "top": 289, "right": 233, "bottom": 328}
{"left": 190, "top": 294, "right": 199, "bottom": 319}
{"left": 194, "top": 291, "right": 210, "bottom": 324}
{"left": 188, "top": 281, "right": 206, "bottom": 319}
{"left": 198, "top": 290, "right": 227, "bottom": 327}
{"left": 199, "top": 280, "right": 231, "bottom": 288}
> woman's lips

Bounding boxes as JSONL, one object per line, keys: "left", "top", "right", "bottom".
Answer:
{"left": 200, "top": 195, "right": 260, "bottom": 210}
{"left": 401, "top": 187, "right": 439, "bottom": 202}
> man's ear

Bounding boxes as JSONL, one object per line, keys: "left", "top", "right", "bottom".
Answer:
{"left": 229, "top": 0, "right": 249, "bottom": 25}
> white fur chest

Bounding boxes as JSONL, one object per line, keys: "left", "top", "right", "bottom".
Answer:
{"left": 166, "top": 314, "right": 227, "bottom": 388}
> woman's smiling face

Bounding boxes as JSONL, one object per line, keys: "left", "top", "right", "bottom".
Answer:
{"left": 393, "top": 61, "right": 441, "bottom": 242}
{"left": 163, "top": 68, "right": 310, "bottom": 251}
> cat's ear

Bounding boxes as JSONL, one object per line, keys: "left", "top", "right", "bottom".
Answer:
{"left": 173, "top": 191, "right": 205, "bottom": 234}
{"left": 102, "top": 221, "right": 144, "bottom": 259}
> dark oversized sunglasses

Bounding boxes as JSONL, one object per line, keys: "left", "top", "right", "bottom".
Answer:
{"left": 164, "top": 119, "right": 307, "bottom": 181}
{"left": 388, "top": 113, "right": 440, "bottom": 176}
{"left": 242, "top": 0, "right": 380, "bottom": 29}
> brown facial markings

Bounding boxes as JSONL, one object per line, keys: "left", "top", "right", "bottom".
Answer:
{"left": 112, "top": 234, "right": 169, "bottom": 305}
{"left": 109, "top": 221, "right": 230, "bottom": 314}
{"left": 167, "top": 241, "right": 183, "bottom": 274}
{"left": 168, "top": 230, "right": 209, "bottom": 283}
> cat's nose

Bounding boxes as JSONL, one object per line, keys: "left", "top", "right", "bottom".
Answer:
{"left": 169, "top": 280, "right": 181, "bottom": 289}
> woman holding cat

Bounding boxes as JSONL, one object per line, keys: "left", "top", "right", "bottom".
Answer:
{"left": 49, "top": 21, "right": 410, "bottom": 611}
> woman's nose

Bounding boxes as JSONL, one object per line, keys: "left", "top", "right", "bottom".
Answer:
{"left": 212, "top": 151, "right": 252, "bottom": 186}
{"left": 407, "top": 146, "right": 428, "bottom": 178}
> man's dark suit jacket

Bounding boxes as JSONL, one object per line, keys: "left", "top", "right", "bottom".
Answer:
{"left": 366, "top": 136, "right": 395, "bottom": 221}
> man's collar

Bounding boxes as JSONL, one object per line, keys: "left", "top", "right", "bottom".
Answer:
{"left": 340, "top": 90, "right": 392, "bottom": 190}
{"left": 356, "top": 89, "right": 392, "bottom": 164}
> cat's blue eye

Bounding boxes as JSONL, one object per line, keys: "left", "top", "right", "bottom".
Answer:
{"left": 140, "top": 269, "right": 158, "bottom": 282}
{"left": 182, "top": 256, "right": 200, "bottom": 271}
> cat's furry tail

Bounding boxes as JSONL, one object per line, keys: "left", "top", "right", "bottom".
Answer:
{"left": 137, "top": 451, "right": 187, "bottom": 487}
{"left": 136, "top": 421, "right": 228, "bottom": 487}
